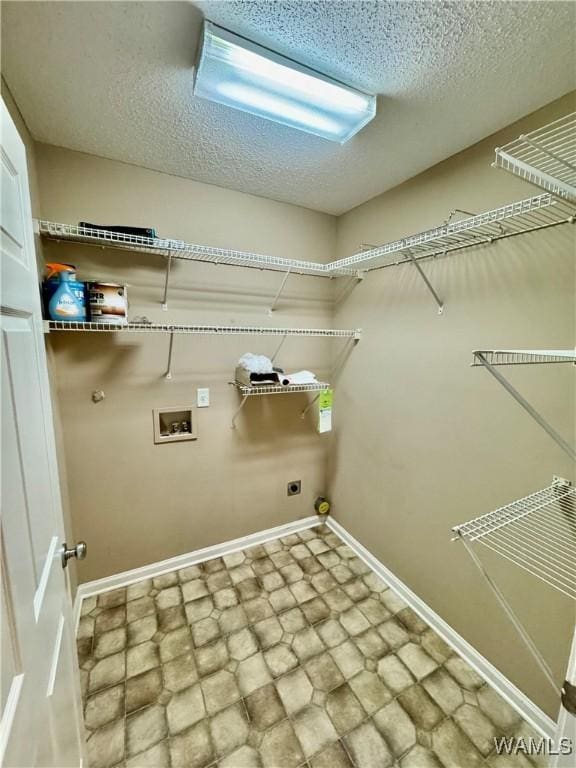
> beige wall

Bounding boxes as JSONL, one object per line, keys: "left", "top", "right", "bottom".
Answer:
{"left": 36, "top": 145, "right": 337, "bottom": 584}
{"left": 24, "top": 88, "right": 575, "bottom": 718}
{"left": 331, "top": 92, "right": 576, "bottom": 718}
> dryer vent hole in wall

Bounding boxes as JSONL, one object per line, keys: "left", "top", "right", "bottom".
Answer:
{"left": 287, "top": 480, "right": 301, "bottom": 496}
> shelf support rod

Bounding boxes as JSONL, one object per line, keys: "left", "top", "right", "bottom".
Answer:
{"left": 301, "top": 392, "right": 321, "bottom": 419}
{"left": 520, "top": 135, "right": 576, "bottom": 173}
{"left": 271, "top": 334, "right": 287, "bottom": 363}
{"left": 269, "top": 269, "right": 291, "bottom": 314}
{"left": 459, "top": 535, "right": 558, "bottom": 696}
{"left": 162, "top": 251, "right": 173, "bottom": 311}
{"left": 494, "top": 151, "right": 576, "bottom": 200}
{"left": 474, "top": 352, "right": 576, "bottom": 461}
{"left": 164, "top": 331, "right": 175, "bottom": 380}
{"left": 231, "top": 395, "right": 249, "bottom": 429}
{"left": 406, "top": 250, "right": 444, "bottom": 314}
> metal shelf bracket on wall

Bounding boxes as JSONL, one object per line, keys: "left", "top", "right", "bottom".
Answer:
{"left": 269, "top": 269, "right": 291, "bottom": 314}
{"left": 405, "top": 248, "right": 444, "bottom": 314}
{"left": 300, "top": 392, "right": 322, "bottom": 419}
{"left": 472, "top": 349, "right": 576, "bottom": 461}
{"left": 162, "top": 250, "right": 173, "bottom": 311}
{"left": 164, "top": 331, "right": 175, "bottom": 379}
{"left": 231, "top": 394, "right": 249, "bottom": 429}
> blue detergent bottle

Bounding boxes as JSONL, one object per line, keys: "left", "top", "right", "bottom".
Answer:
{"left": 48, "top": 267, "right": 87, "bottom": 321}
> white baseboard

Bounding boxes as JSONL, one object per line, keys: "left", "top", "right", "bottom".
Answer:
{"left": 74, "top": 515, "right": 321, "bottom": 614}
{"left": 325, "top": 516, "right": 557, "bottom": 740}
{"left": 74, "top": 513, "right": 556, "bottom": 740}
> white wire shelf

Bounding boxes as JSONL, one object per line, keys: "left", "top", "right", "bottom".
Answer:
{"left": 494, "top": 113, "right": 576, "bottom": 201}
{"left": 37, "top": 191, "right": 575, "bottom": 281}
{"left": 45, "top": 320, "right": 361, "bottom": 338}
{"left": 473, "top": 349, "right": 576, "bottom": 366}
{"left": 453, "top": 482, "right": 576, "bottom": 600}
{"left": 231, "top": 381, "right": 329, "bottom": 396}
{"left": 37, "top": 220, "right": 354, "bottom": 278}
{"left": 328, "top": 193, "right": 575, "bottom": 272}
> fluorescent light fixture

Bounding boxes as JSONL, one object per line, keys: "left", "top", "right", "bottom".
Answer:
{"left": 194, "top": 21, "right": 376, "bottom": 143}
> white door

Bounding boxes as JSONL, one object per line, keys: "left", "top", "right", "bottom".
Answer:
{"left": 0, "top": 99, "right": 86, "bottom": 766}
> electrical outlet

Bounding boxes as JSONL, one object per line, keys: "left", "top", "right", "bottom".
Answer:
{"left": 287, "top": 480, "right": 301, "bottom": 496}
{"left": 197, "top": 388, "right": 210, "bottom": 408}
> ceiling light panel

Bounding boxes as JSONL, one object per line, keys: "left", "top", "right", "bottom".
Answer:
{"left": 194, "top": 21, "right": 376, "bottom": 143}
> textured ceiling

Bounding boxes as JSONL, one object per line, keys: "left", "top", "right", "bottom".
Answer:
{"left": 2, "top": 1, "right": 575, "bottom": 214}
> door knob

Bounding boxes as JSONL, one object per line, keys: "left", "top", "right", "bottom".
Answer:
{"left": 60, "top": 541, "right": 87, "bottom": 569}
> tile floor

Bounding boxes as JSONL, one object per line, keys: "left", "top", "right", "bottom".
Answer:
{"left": 77, "top": 524, "right": 544, "bottom": 768}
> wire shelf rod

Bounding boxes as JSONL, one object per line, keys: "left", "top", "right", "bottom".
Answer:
{"left": 37, "top": 191, "right": 575, "bottom": 278}
{"left": 329, "top": 193, "right": 572, "bottom": 271}
{"left": 488, "top": 539, "right": 576, "bottom": 581}
{"left": 459, "top": 536, "right": 560, "bottom": 692}
{"left": 46, "top": 321, "right": 361, "bottom": 338}
{"left": 505, "top": 514, "right": 576, "bottom": 555}
{"left": 494, "top": 112, "right": 576, "bottom": 200}
{"left": 482, "top": 525, "right": 576, "bottom": 575}
{"left": 471, "top": 538, "right": 576, "bottom": 600}
{"left": 230, "top": 382, "right": 330, "bottom": 396}
{"left": 454, "top": 483, "right": 576, "bottom": 601}
{"left": 351, "top": 204, "right": 574, "bottom": 271}
{"left": 481, "top": 535, "right": 576, "bottom": 587}
{"left": 479, "top": 534, "right": 576, "bottom": 589}
{"left": 454, "top": 484, "right": 575, "bottom": 539}
{"left": 485, "top": 507, "right": 576, "bottom": 550}
{"left": 472, "top": 349, "right": 576, "bottom": 366}
{"left": 38, "top": 220, "right": 346, "bottom": 277}
{"left": 485, "top": 492, "right": 576, "bottom": 535}
{"left": 365, "top": 217, "right": 568, "bottom": 274}
{"left": 521, "top": 136, "right": 576, "bottom": 173}
{"left": 300, "top": 392, "right": 322, "bottom": 419}
{"left": 231, "top": 395, "right": 249, "bottom": 429}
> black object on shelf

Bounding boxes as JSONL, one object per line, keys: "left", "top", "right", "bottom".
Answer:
{"left": 79, "top": 222, "right": 157, "bottom": 239}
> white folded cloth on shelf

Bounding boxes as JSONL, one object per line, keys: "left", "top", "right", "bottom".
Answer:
{"left": 237, "top": 352, "right": 274, "bottom": 374}
{"left": 281, "top": 370, "right": 318, "bottom": 386}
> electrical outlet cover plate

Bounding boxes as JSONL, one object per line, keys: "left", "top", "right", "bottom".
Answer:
{"left": 197, "top": 388, "right": 210, "bottom": 408}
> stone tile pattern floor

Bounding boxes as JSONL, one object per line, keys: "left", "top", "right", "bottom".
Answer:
{"left": 77, "top": 525, "right": 544, "bottom": 768}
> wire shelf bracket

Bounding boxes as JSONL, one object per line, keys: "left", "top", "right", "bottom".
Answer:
{"left": 493, "top": 112, "right": 576, "bottom": 201}
{"left": 452, "top": 480, "right": 576, "bottom": 705}
{"left": 162, "top": 251, "right": 173, "bottom": 311}
{"left": 268, "top": 268, "right": 291, "bottom": 315}
{"left": 406, "top": 249, "right": 444, "bottom": 314}
{"left": 472, "top": 350, "right": 576, "bottom": 462}
{"left": 165, "top": 331, "right": 175, "bottom": 379}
